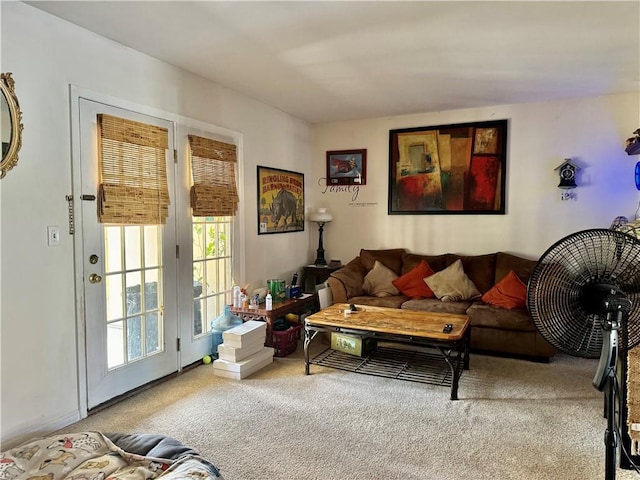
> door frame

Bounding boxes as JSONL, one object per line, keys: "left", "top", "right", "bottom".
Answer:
{"left": 69, "top": 85, "right": 246, "bottom": 418}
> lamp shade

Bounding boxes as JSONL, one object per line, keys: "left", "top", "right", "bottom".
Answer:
{"left": 309, "top": 208, "right": 333, "bottom": 223}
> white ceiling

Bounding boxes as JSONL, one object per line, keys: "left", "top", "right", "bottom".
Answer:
{"left": 26, "top": 1, "right": 640, "bottom": 124}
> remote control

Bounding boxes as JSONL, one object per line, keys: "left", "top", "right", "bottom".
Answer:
{"left": 443, "top": 323, "right": 453, "bottom": 333}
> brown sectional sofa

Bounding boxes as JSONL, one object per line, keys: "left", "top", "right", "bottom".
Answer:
{"left": 326, "top": 248, "right": 557, "bottom": 362}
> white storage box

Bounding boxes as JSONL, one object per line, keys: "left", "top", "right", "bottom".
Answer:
{"left": 222, "top": 320, "right": 266, "bottom": 348}
{"left": 213, "top": 347, "right": 274, "bottom": 380}
{"left": 218, "top": 339, "right": 265, "bottom": 362}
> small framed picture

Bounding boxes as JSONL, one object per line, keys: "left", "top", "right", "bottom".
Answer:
{"left": 326, "top": 149, "right": 367, "bottom": 186}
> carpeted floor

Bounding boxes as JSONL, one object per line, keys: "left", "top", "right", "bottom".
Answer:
{"left": 57, "top": 343, "right": 640, "bottom": 480}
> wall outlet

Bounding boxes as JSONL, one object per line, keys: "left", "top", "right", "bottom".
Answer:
{"left": 47, "top": 226, "right": 61, "bottom": 246}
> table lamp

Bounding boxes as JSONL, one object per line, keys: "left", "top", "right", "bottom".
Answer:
{"left": 309, "top": 208, "right": 333, "bottom": 266}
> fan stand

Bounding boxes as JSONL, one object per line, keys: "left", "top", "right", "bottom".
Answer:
{"left": 593, "top": 302, "right": 630, "bottom": 480}
{"left": 598, "top": 325, "right": 619, "bottom": 480}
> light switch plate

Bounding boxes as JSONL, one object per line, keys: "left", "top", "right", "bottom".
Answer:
{"left": 47, "top": 226, "right": 61, "bottom": 246}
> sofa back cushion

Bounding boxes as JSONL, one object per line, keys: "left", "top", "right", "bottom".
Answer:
{"left": 495, "top": 252, "right": 537, "bottom": 285}
{"left": 362, "top": 260, "right": 400, "bottom": 297}
{"left": 425, "top": 259, "right": 481, "bottom": 302}
{"left": 445, "top": 253, "right": 496, "bottom": 293}
{"left": 392, "top": 260, "right": 436, "bottom": 298}
{"left": 401, "top": 253, "right": 446, "bottom": 275}
{"left": 481, "top": 270, "right": 527, "bottom": 309}
{"left": 360, "top": 248, "right": 406, "bottom": 275}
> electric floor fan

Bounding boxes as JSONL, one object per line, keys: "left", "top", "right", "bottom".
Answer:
{"left": 527, "top": 229, "right": 640, "bottom": 480}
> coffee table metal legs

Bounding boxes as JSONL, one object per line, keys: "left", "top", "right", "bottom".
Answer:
{"left": 303, "top": 324, "right": 321, "bottom": 375}
{"left": 436, "top": 346, "right": 464, "bottom": 400}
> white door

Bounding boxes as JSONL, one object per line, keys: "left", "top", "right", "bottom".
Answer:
{"left": 174, "top": 125, "right": 238, "bottom": 366}
{"left": 78, "top": 98, "right": 179, "bottom": 409}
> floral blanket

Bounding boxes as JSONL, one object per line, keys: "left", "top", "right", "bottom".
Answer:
{"left": 0, "top": 432, "right": 223, "bottom": 480}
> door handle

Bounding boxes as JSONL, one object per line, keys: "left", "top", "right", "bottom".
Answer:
{"left": 89, "top": 273, "right": 102, "bottom": 284}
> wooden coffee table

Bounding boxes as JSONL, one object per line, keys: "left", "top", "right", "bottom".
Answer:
{"left": 304, "top": 303, "right": 470, "bottom": 400}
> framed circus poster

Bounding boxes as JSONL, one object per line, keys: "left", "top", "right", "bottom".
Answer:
{"left": 388, "top": 119, "right": 507, "bottom": 215}
{"left": 257, "top": 166, "right": 305, "bottom": 234}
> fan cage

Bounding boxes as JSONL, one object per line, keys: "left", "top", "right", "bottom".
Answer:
{"left": 527, "top": 229, "right": 640, "bottom": 358}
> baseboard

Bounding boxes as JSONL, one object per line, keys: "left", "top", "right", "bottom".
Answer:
{"left": 1, "top": 410, "right": 81, "bottom": 450}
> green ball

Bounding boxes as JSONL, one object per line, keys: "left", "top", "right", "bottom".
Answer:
{"left": 203, "top": 355, "right": 212, "bottom": 364}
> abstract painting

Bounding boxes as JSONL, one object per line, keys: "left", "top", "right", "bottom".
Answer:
{"left": 388, "top": 120, "right": 507, "bottom": 215}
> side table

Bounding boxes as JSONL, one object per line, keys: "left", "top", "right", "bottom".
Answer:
{"left": 302, "top": 264, "right": 342, "bottom": 293}
{"left": 230, "top": 294, "right": 319, "bottom": 346}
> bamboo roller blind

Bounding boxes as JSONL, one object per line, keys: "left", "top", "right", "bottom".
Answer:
{"left": 188, "top": 134, "right": 239, "bottom": 217}
{"left": 97, "top": 114, "right": 170, "bottom": 225}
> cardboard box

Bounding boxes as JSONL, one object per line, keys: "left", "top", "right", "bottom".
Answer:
{"left": 331, "top": 332, "right": 377, "bottom": 357}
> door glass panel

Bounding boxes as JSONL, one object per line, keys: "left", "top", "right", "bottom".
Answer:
{"left": 193, "top": 224, "right": 204, "bottom": 261}
{"left": 105, "top": 226, "right": 122, "bottom": 272}
{"left": 107, "top": 321, "right": 125, "bottom": 368}
{"left": 126, "top": 271, "right": 142, "bottom": 315}
{"left": 146, "top": 312, "right": 160, "bottom": 354}
{"left": 194, "top": 298, "right": 204, "bottom": 336}
{"left": 206, "top": 223, "right": 217, "bottom": 258}
{"left": 127, "top": 316, "right": 143, "bottom": 361}
{"left": 124, "top": 226, "right": 142, "bottom": 270}
{"left": 145, "top": 268, "right": 159, "bottom": 309}
{"left": 105, "top": 274, "right": 123, "bottom": 321}
{"left": 205, "top": 260, "right": 218, "bottom": 296}
{"left": 144, "top": 226, "right": 160, "bottom": 267}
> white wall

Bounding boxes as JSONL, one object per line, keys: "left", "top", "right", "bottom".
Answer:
{"left": 0, "top": 2, "right": 313, "bottom": 447}
{"left": 311, "top": 93, "right": 640, "bottom": 264}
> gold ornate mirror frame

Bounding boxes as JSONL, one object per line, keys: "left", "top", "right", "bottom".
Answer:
{"left": 1, "top": 72, "right": 24, "bottom": 179}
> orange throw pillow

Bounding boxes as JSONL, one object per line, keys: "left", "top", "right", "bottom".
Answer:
{"left": 392, "top": 260, "right": 436, "bottom": 298}
{"left": 482, "top": 270, "right": 527, "bottom": 309}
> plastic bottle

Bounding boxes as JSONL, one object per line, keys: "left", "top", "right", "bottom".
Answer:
{"left": 232, "top": 285, "right": 241, "bottom": 307}
{"left": 265, "top": 292, "right": 273, "bottom": 310}
{"left": 210, "top": 305, "right": 243, "bottom": 358}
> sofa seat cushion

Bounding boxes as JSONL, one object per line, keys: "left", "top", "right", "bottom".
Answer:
{"left": 401, "top": 298, "right": 471, "bottom": 315}
{"left": 466, "top": 303, "right": 535, "bottom": 332}
{"left": 348, "top": 295, "right": 408, "bottom": 309}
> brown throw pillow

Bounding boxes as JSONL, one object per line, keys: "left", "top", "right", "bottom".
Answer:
{"left": 425, "top": 259, "right": 481, "bottom": 302}
{"left": 392, "top": 260, "right": 436, "bottom": 298}
{"left": 363, "top": 261, "right": 400, "bottom": 297}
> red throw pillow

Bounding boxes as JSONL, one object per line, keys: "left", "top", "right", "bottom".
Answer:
{"left": 392, "top": 260, "right": 436, "bottom": 298}
{"left": 482, "top": 270, "right": 527, "bottom": 309}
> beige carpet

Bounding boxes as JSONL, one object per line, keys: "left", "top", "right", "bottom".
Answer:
{"left": 57, "top": 344, "right": 640, "bottom": 480}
